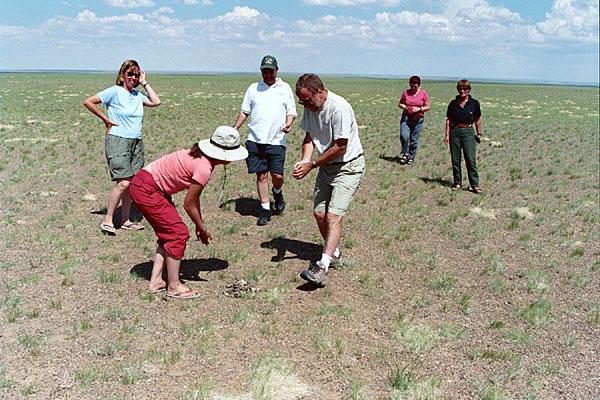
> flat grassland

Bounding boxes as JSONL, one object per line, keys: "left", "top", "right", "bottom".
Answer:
{"left": 0, "top": 73, "right": 598, "bottom": 400}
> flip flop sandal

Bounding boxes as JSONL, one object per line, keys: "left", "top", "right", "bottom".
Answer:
{"left": 167, "top": 290, "right": 201, "bottom": 299}
{"left": 121, "top": 222, "right": 144, "bottom": 231}
{"left": 451, "top": 183, "right": 462, "bottom": 190}
{"left": 149, "top": 287, "right": 166, "bottom": 294}
{"left": 100, "top": 223, "right": 116, "bottom": 236}
{"left": 472, "top": 187, "right": 483, "bottom": 194}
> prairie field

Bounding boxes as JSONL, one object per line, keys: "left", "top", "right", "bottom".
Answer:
{"left": 0, "top": 73, "right": 598, "bottom": 400}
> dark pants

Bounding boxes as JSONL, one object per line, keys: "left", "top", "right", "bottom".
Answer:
{"left": 449, "top": 127, "right": 479, "bottom": 188}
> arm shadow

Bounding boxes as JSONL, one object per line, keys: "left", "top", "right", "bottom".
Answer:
{"left": 130, "top": 258, "right": 229, "bottom": 282}
{"left": 260, "top": 238, "right": 322, "bottom": 263}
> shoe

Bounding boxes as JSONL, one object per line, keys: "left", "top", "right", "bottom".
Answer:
{"left": 100, "top": 223, "right": 116, "bottom": 236}
{"left": 121, "top": 221, "right": 144, "bottom": 230}
{"left": 167, "top": 290, "right": 201, "bottom": 299}
{"left": 257, "top": 208, "right": 271, "bottom": 226}
{"left": 406, "top": 159, "right": 413, "bottom": 165}
{"left": 330, "top": 252, "right": 342, "bottom": 268}
{"left": 273, "top": 189, "right": 285, "bottom": 214}
{"left": 300, "top": 260, "right": 328, "bottom": 286}
{"left": 399, "top": 154, "right": 408, "bottom": 165}
{"left": 451, "top": 183, "right": 462, "bottom": 191}
{"left": 471, "top": 187, "right": 483, "bottom": 194}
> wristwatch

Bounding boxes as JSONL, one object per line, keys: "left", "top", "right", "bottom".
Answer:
{"left": 311, "top": 160, "right": 317, "bottom": 169}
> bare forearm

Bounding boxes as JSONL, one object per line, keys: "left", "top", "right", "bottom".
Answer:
{"left": 234, "top": 112, "right": 248, "bottom": 130}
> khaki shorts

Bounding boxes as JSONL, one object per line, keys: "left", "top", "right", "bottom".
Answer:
{"left": 314, "top": 155, "right": 365, "bottom": 216}
{"left": 105, "top": 135, "right": 144, "bottom": 181}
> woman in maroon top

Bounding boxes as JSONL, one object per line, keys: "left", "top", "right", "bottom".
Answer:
{"left": 445, "top": 79, "right": 483, "bottom": 193}
{"left": 397, "top": 75, "right": 430, "bottom": 165}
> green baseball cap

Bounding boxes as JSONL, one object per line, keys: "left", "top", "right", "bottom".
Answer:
{"left": 260, "top": 55, "right": 278, "bottom": 70}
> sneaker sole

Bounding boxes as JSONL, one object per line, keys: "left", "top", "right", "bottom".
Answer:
{"left": 299, "top": 271, "right": 326, "bottom": 287}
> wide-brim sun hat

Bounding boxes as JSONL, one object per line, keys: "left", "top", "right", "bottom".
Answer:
{"left": 198, "top": 126, "right": 248, "bottom": 162}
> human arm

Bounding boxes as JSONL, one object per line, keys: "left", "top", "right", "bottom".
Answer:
{"left": 292, "top": 133, "right": 315, "bottom": 180}
{"left": 292, "top": 135, "right": 348, "bottom": 180}
{"left": 233, "top": 112, "right": 249, "bottom": 130}
{"left": 139, "top": 71, "right": 161, "bottom": 107}
{"left": 281, "top": 114, "right": 295, "bottom": 133}
{"left": 83, "top": 95, "right": 118, "bottom": 135}
{"left": 475, "top": 115, "right": 482, "bottom": 141}
{"left": 183, "top": 183, "right": 212, "bottom": 245}
{"left": 445, "top": 118, "right": 451, "bottom": 145}
{"left": 397, "top": 91, "right": 407, "bottom": 111}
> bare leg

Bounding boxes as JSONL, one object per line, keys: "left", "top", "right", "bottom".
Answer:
{"left": 148, "top": 245, "right": 167, "bottom": 291}
{"left": 314, "top": 211, "right": 343, "bottom": 257}
{"left": 120, "top": 187, "right": 132, "bottom": 225}
{"left": 256, "top": 172, "right": 269, "bottom": 204}
{"left": 323, "top": 213, "right": 343, "bottom": 257}
{"left": 271, "top": 172, "right": 284, "bottom": 191}
{"left": 165, "top": 255, "right": 194, "bottom": 295}
{"left": 102, "top": 178, "right": 130, "bottom": 226}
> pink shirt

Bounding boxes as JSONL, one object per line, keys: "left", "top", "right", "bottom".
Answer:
{"left": 148, "top": 149, "right": 215, "bottom": 195}
{"left": 400, "top": 89, "right": 429, "bottom": 119}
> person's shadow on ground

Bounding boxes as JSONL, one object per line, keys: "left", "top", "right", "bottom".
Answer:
{"left": 90, "top": 204, "right": 144, "bottom": 227}
{"left": 260, "top": 237, "right": 322, "bottom": 263}
{"left": 130, "top": 258, "right": 228, "bottom": 282}
{"left": 420, "top": 177, "right": 453, "bottom": 188}
{"left": 219, "top": 197, "right": 261, "bottom": 218}
{"left": 379, "top": 154, "right": 403, "bottom": 163}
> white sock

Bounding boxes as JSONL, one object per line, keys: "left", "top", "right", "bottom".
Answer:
{"left": 272, "top": 187, "right": 282, "bottom": 194}
{"left": 333, "top": 248, "right": 341, "bottom": 258}
{"left": 261, "top": 202, "right": 270, "bottom": 211}
{"left": 320, "top": 254, "right": 331, "bottom": 271}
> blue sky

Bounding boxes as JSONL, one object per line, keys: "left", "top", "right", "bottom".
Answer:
{"left": 1, "top": 0, "right": 598, "bottom": 84}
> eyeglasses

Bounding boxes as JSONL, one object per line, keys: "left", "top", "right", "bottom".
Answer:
{"left": 126, "top": 71, "right": 140, "bottom": 78}
{"left": 458, "top": 88, "right": 470, "bottom": 92}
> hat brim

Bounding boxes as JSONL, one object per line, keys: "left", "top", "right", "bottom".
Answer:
{"left": 198, "top": 139, "right": 248, "bottom": 162}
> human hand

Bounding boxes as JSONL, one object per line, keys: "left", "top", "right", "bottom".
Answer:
{"left": 139, "top": 70, "right": 147, "bottom": 85}
{"left": 292, "top": 161, "right": 311, "bottom": 180}
{"left": 196, "top": 225, "right": 212, "bottom": 245}
{"left": 104, "top": 119, "right": 119, "bottom": 135}
{"left": 444, "top": 134, "right": 449, "bottom": 145}
{"left": 282, "top": 123, "right": 292, "bottom": 133}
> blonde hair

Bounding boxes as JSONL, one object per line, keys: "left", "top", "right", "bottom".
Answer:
{"left": 115, "top": 60, "right": 140, "bottom": 86}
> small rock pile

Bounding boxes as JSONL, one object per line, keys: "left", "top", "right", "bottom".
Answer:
{"left": 224, "top": 279, "right": 260, "bottom": 298}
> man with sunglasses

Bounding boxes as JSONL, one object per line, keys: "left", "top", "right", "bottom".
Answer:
{"left": 233, "top": 55, "right": 297, "bottom": 225}
{"left": 292, "top": 73, "right": 365, "bottom": 287}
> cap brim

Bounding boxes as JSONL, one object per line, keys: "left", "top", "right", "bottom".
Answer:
{"left": 198, "top": 139, "right": 248, "bottom": 162}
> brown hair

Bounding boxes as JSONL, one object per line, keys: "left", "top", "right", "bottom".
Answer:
{"left": 456, "top": 79, "right": 471, "bottom": 91}
{"left": 115, "top": 59, "right": 140, "bottom": 86}
{"left": 189, "top": 143, "right": 204, "bottom": 158}
{"left": 409, "top": 75, "right": 421, "bottom": 85}
{"left": 296, "top": 73, "right": 325, "bottom": 95}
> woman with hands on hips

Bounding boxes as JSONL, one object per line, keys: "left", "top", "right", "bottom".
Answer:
{"left": 83, "top": 59, "right": 161, "bottom": 236}
{"left": 444, "top": 79, "right": 483, "bottom": 193}
{"left": 397, "top": 75, "right": 430, "bottom": 165}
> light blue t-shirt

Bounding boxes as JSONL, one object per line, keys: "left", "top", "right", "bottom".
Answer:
{"left": 97, "top": 85, "right": 148, "bottom": 139}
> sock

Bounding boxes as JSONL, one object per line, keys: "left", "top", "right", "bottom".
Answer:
{"left": 320, "top": 253, "right": 331, "bottom": 271}
{"left": 261, "top": 202, "right": 270, "bottom": 211}
{"left": 272, "top": 187, "right": 282, "bottom": 194}
{"left": 333, "top": 248, "right": 341, "bottom": 258}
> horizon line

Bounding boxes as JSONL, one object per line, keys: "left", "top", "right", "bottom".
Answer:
{"left": 1, "top": 68, "right": 598, "bottom": 88}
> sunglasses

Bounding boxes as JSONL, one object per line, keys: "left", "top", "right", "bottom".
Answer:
{"left": 458, "top": 88, "right": 470, "bottom": 92}
{"left": 126, "top": 71, "right": 140, "bottom": 78}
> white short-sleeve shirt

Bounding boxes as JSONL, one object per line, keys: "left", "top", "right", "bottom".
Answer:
{"left": 300, "top": 90, "right": 363, "bottom": 163}
{"left": 241, "top": 78, "right": 297, "bottom": 146}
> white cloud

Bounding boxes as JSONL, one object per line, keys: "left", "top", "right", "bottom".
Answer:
{"left": 182, "top": 0, "right": 199, "bottom": 4}
{"left": 537, "top": 0, "right": 599, "bottom": 43}
{"left": 104, "top": 0, "right": 154, "bottom": 8}
{"left": 217, "top": 6, "right": 262, "bottom": 23}
{"left": 303, "top": 0, "right": 399, "bottom": 5}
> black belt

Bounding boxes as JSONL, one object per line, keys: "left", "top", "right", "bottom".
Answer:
{"left": 453, "top": 123, "right": 473, "bottom": 128}
{"left": 328, "top": 153, "right": 364, "bottom": 166}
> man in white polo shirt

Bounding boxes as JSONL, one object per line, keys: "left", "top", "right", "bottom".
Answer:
{"left": 292, "top": 73, "right": 365, "bottom": 287}
{"left": 234, "top": 55, "right": 297, "bottom": 225}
